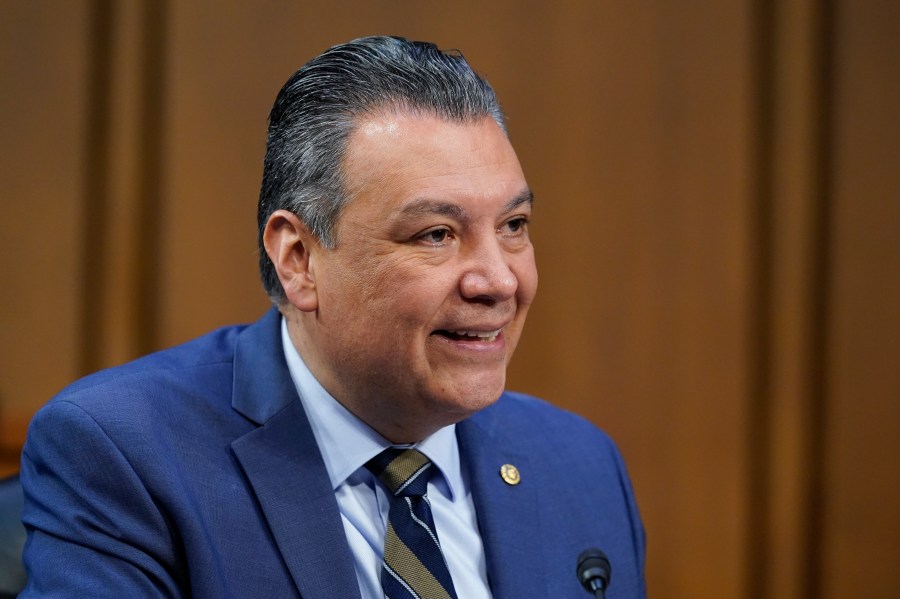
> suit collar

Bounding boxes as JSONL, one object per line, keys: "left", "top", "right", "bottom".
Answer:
{"left": 229, "top": 308, "right": 361, "bottom": 599}
{"left": 231, "top": 307, "right": 298, "bottom": 424}
{"left": 459, "top": 402, "right": 550, "bottom": 598}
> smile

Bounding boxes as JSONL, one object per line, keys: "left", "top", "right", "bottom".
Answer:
{"left": 435, "top": 329, "right": 502, "bottom": 342}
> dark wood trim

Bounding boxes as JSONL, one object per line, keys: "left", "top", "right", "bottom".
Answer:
{"left": 133, "top": 0, "right": 168, "bottom": 356}
{"left": 78, "top": 0, "right": 116, "bottom": 376}
{"left": 804, "top": 0, "right": 835, "bottom": 595}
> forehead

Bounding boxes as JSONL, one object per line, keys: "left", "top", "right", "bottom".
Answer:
{"left": 340, "top": 111, "right": 527, "bottom": 212}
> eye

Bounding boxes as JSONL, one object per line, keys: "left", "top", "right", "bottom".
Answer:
{"left": 500, "top": 216, "right": 529, "bottom": 236}
{"left": 417, "top": 227, "right": 453, "bottom": 245}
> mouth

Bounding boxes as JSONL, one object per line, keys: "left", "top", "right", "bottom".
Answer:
{"left": 432, "top": 328, "right": 502, "bottom": 343}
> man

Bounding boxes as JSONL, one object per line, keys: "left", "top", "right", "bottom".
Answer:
{"left": 20, "top": 37, "right": 646, "bottom": 598}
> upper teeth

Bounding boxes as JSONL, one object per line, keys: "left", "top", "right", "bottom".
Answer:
{"left": 450, "top": 329, "right": 500, "bottom": 341}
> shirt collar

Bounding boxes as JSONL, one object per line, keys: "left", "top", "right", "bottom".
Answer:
{"left": 280, "top": 318, "right": 461, "bottom": 500}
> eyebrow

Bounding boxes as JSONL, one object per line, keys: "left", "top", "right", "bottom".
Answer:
{"left": 398, "top": 188, "right": 534, "bottom": 221}
{"left": 503, "top": 188, "right": 535, "bottom": 213}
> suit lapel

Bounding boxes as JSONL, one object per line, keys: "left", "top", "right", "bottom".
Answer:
{"left": 458, "top": 409, "right": 550, "bottom": 598}
{"left": 231, "top": 401, "right": 360, "bottom": 599}
{"left": 229, "top": 309, "right": 361, "bottom": 599}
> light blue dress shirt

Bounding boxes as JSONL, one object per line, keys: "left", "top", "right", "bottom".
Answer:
{"left": 281, "top": 319, "right": 492, "bottom": 599}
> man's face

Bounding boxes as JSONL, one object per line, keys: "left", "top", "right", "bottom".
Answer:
{"left": 295, "top": 112, "right": 537, "bottom": 442}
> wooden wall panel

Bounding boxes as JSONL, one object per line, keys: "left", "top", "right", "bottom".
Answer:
{"left": 84, "top": 0, "right": 167, "bottom": 370}
{"left": 0, "top": 2, "right": 90, "bottom": 454}
{"left": 821, "top": 0, "right": 900, "bottom": 596}
{"left": 761, "top": 1, "right": 828, "bottom": 596}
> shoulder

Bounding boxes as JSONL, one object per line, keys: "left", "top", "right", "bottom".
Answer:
{"left": 25, "top": 321, "right": 257, "bottom": 470}
{"left": 22, "top": 320, "right": 263, "bottom": 508}
{"left": 479, "top": 390, "right": 616, "bottom": 448}
{"left": 44, "top": 323, "right": 248, "bottom": 415}
{"left": 468, "top": 391, "right": 631, "bottom": 486}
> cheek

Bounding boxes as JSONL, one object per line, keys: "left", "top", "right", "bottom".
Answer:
{"left": 325, "top": 247, "right": 391, "bottom": 295}
{"left": 328, "top": 253, "right": 451, "bottom": 323}
{"left": 513, "top": 250, "right": 539, "bottom": 305}
{"left": 376, "top": 249, "right": 457, "bottom": 292}
{"left": 315, "top": 257, "right": 382, "bottom": 326}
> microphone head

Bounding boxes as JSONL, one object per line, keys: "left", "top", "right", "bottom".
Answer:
{"left": 576, "top": 548, "right": 612, "bottom": 594}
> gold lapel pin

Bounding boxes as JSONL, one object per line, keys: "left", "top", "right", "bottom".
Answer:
{"left": 500, "top": 464, "right": 521, "bottom": 485}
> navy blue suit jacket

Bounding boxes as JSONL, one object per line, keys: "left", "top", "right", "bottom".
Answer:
{"left": 20, "top": 308, "right": 646, "bottom": 598}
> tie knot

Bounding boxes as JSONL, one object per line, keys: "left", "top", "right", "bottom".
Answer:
{"left": 365, "top": 447, "right": 433, "bottom": 497}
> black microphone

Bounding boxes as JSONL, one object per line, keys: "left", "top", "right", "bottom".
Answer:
{"left": 576, "top": 548, "right": 612, "bottom": 598}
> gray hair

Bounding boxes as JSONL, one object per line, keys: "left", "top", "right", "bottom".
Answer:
{"left": 257, "top": 35, "right": 507, "bottom": 302}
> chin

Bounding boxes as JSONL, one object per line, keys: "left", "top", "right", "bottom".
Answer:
{"left": 440, "top": 373, "right": 506, "bottom": 415}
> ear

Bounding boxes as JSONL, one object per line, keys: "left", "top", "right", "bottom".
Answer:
{"left": 263, "top": 209, "right": 319, "bottom": 312}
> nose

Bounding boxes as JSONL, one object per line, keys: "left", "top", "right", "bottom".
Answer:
{"left": 458, "top": 239, "right": 518, "bottom": 303}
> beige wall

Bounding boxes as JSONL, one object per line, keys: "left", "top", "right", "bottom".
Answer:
{"left": 1, "top": 1, "right": 898, "bottom": 597}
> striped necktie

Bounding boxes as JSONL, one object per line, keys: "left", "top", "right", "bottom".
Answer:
{"left": 365, "top": 447, "right": 459, "bottom": 599}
